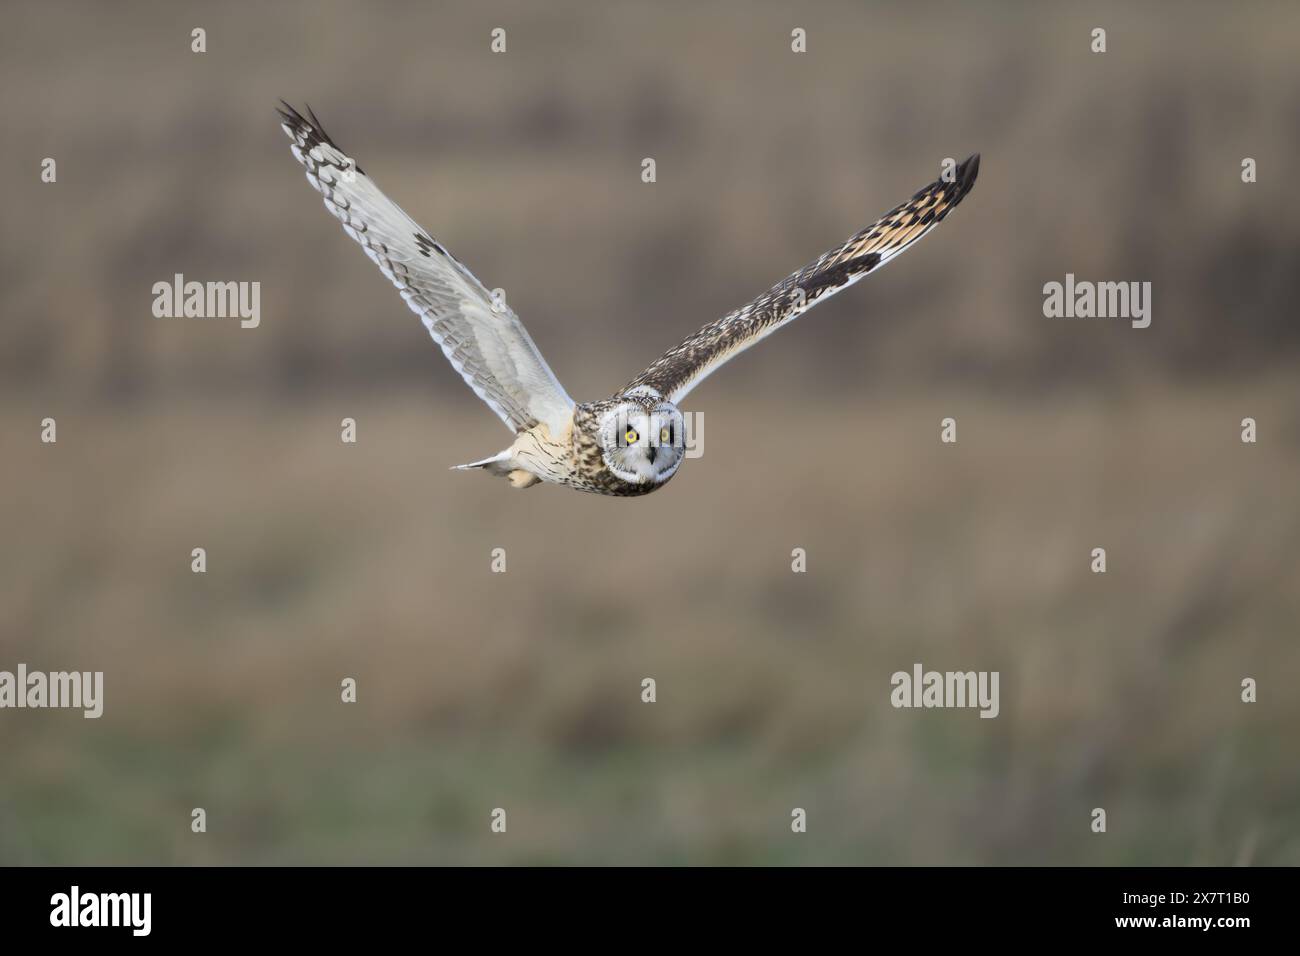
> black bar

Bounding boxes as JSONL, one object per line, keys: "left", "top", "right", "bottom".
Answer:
{"left": 0, "top": 866, "right": 1279, "bottom": 941}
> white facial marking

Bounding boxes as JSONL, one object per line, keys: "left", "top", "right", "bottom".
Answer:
{"left": 602, "top": 402, "right": 686, "bottom": 484}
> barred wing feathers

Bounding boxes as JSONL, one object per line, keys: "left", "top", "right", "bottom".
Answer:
{"left": 625, "top": 154, "right": 980, "bottom": 403}
{"left": 278, "top": 103, "right": 574, "bottom": 433}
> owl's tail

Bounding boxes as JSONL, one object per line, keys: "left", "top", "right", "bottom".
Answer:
{"left": 451, "top": 449, "right": 542, "bottom": 488}
{"left": 452, "top": 449, "right": 512, "bottom": 475}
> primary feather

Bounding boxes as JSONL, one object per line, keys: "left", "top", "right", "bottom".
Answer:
{"left": 624, "top": 154, "right": 980, "bottom": 403}
{"left": 277, "top": 103, "right": 575, "bottom": 434}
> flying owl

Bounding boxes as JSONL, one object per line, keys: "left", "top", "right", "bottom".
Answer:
{"left": 278, "top": 103, "right": 978, "bottom": 496}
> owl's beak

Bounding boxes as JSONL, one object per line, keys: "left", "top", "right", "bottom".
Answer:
{"left": 646, "top": 446, "right": 658, "bottom": 465}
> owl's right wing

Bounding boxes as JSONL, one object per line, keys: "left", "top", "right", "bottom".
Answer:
{"left": 623, "top": 154, "right": 979, "bottom": 404}
{"left": 278, "top": 103, "right": 575, "bottom": 434}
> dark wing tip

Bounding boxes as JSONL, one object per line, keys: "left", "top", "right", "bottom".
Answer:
{"left": 954, "top": 152, "right": 980, "bottom": 197}
{"left": 275, "top": 99, "right": 303, "bottom": 129}
{"left": 275, "top": 101, "right": 363, "bottom": 174}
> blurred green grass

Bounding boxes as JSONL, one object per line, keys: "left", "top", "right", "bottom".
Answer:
{"left": 3, "top": 381, "right": 1297, "bottom": 864}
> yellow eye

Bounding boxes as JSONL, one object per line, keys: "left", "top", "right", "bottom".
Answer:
{"left": 660, "top": 427, "right": 671, "bottom": 444}
{"left": 625, "top": 428, "right": 638, "bottom": 444}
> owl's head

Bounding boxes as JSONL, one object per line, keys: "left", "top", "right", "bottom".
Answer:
{"left": 598, "top": 397, "right": 686, "bottom": 486}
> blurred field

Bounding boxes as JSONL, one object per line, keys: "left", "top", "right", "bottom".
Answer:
{"left": 3, "top": 379, "right": 1298, "bottom": 865}
{"left": 2, "top": 0, "right": 1299, "bottom": 864}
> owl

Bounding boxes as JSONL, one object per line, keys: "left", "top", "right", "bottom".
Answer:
{"left": 278, "top": 103, "right": 978, "bottom": 496}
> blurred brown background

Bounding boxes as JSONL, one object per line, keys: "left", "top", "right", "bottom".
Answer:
{"left": 1, "top": 0, "right": 1298, "bottom": 864}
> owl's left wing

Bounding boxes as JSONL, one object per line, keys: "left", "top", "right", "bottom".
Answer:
{"left": 278, "top": 103, "right": 575, "bottom": 434}
{"left": 623, "top": 154, "right": 979, "bottom": 404}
